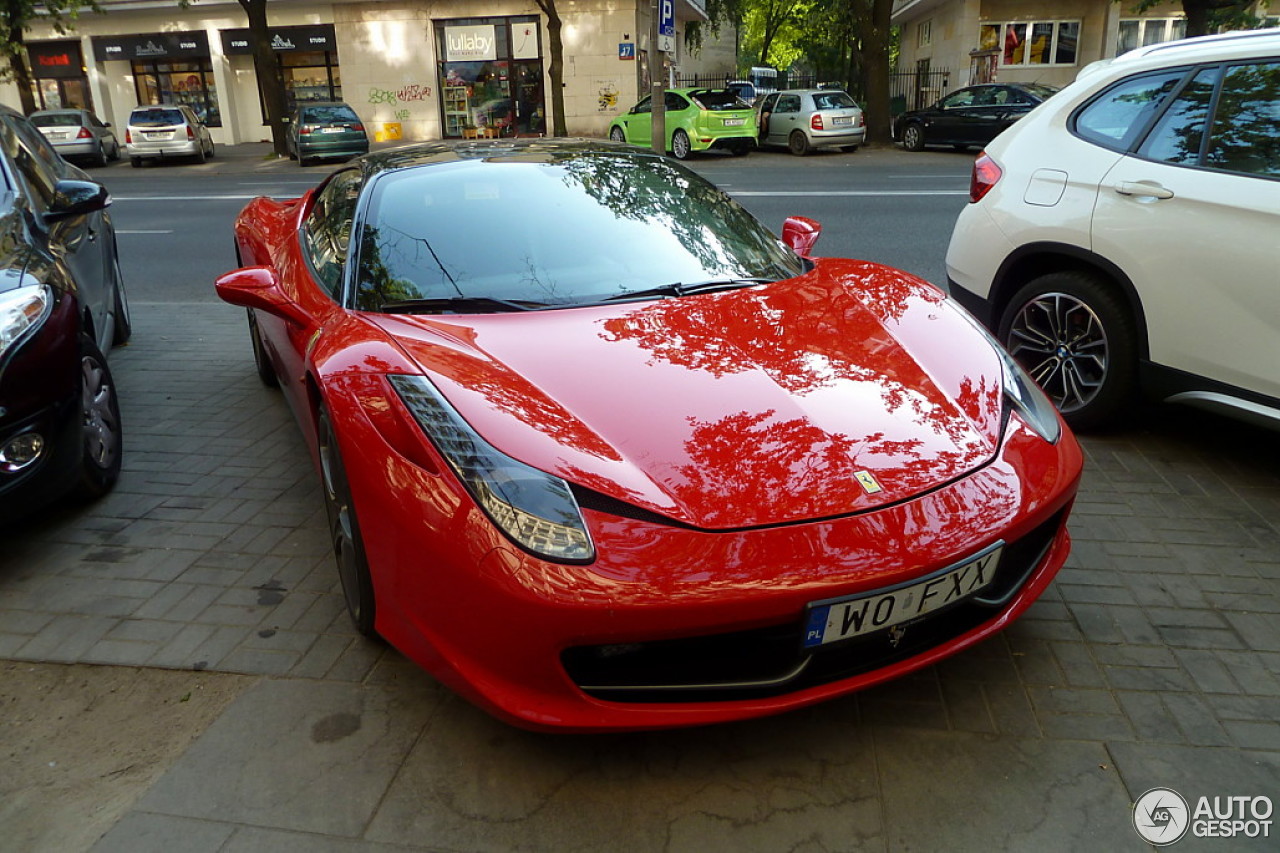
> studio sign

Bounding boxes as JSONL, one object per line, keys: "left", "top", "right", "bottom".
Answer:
{"left": 445, "top": 25, "right": 497, "bottom": 61}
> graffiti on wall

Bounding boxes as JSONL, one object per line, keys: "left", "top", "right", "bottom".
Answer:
{"left": 367, "top": 84, "right": 434, "bottom": 108}
{"left": 596, "top": 80, "right": 620, "bottom": 112}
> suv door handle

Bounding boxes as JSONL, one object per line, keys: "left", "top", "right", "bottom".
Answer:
{"left": 1115, "top": 181, "right": 1174, "bottom": 199}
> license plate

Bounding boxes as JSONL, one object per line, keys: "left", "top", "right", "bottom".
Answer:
{"left": 832, "top": 116, "right": 852, "bottom": 126}
{"left": 49, "top": 133, "right": 67, "bottom": 140}
{"left": 803, "top": 543, "right": 1003, "bottom": 648}
{"left": 723, "top": 118, "right": 746, "bottom": 126}
{"left": 146, "top": 132, "right": 169, "bottom": 139}
{"left": 320, "top": 127, "right": 345, "bottom": 133}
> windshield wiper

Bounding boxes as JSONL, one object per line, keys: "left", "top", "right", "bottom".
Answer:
{"left": 597, "top": 277, "right": 773, "bottom": 303}
{"left": 379, "top": 296, "right": 554, "bottom": 314}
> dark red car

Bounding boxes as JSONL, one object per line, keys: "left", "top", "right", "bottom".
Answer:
{"left": 216, "top": 140, "right": 1081, "bottom": 731}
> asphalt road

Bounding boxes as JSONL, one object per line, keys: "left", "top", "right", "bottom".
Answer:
{"left": 91, "top": 144, "right": 976, "bottom": 304}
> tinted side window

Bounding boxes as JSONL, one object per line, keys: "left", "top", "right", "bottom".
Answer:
{"left": 1074, "top": 69, "right": 1187, "bottom": 150}
{"left": 633, "top": 96, "right": 652, "bottom": 115}
{"left": 303, "top": 169, "right": 363, "bottom": 300}
{"left": 1205, "top": 61, "right": 1280, "bottom": 178}
{"left": 1138, "top": 67, "right": 1219, "bottom": 165}
{"left": 776, "top": 95, "right": 801, "bottom": 113}
{"left": 665, "top": 92, "right": 689, "bottom": 111}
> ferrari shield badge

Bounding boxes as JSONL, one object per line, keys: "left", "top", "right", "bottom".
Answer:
{"left": 855, "top": 470, "right": 883, "bottom": 495}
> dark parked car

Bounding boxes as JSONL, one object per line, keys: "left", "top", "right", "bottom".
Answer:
{"left": 892, "top": 83, "right": 1058, "bottom": 151}
{"left": 0, "top": 104, "right": 129, "bottom": 519}
{"left": 29, "top": 108, "right": 120, "bottom": 167}
{"left": 288, "top": 102, "right": 369, "bottom": 166}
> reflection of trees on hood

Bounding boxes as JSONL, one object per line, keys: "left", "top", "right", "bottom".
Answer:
{"left": 558, "top": 154, "right": 790, "bottom": 278}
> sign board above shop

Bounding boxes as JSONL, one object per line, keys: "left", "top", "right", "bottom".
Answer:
{"left": 27, "top": 40, "right": 84, "bottom": 79}
{"left": 92, "top": 31, "right": 210, "bottom": 61}
{"left": 445, "top": 25, "right": 498, "bottom": 62}
{"left": 220, "top": 24, "right": 337, "bottom": 55}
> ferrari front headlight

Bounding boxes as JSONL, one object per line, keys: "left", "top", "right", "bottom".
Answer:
{"left": 0, "top": 285, "right": 52, "bottom": 360}
{"left": 388, "top": 374, "right": 595, "bottom": 562}
{"left": 949, "top": 298, "right": 1061, "bottom": 444}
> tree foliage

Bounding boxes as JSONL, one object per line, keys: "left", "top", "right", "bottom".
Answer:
{"left": 0, "top": 0, "right": 101, "bottom": 113}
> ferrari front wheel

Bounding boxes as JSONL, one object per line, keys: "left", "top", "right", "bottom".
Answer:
{"left": 318, "top": 407, "right": 377, "bottom": 637}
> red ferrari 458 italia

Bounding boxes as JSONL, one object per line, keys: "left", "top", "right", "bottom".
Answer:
{"left": 216, "top": 140, "right": 1082, "bottom": 731}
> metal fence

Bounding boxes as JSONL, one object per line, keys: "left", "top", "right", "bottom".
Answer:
{"left": 672, "top": 72, "right": 821, "bottom": 90}
{"left": 670, "top": 69, "right": 954, "bottom": 115}
{"left": 889, "top": 69, "right": 953, "bottom": 115}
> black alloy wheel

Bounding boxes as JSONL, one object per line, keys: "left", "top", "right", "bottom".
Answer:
{"left": 75, "top": 335, "right": 123, "bottom": 499}
{"left": 246, "top": 309, "right": 278, "bottom": 388}
{"left": 318, "top": 407, "right": 377, "bottom": 637}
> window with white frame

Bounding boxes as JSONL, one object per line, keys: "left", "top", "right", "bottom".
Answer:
{"left": 918, "top": 20, "right": 932, "bottom": 48}
{"left": 980, "top": 21, "right": 1080, "bottom": 66}
{"left": 1117, "top": 17, "right": 1187, "bottom": 54}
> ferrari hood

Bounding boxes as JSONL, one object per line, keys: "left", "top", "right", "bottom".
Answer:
{"left": 369, "top": 260, "right": 1006, "bottom": 530}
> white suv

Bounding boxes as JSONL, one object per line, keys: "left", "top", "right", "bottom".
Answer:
{"left": 946, "top": 29, "right": 1280, "bottom": 430}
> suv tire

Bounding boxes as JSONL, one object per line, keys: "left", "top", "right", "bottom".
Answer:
{"left": 997, "top": 270, "right": 1139, "bottom": 431}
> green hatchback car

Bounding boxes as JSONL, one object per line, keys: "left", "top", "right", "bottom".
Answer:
{"left": 288, "top": 102, "right": 369, "bottom": 167}
{"left": 609, "top": 88, "right": 756, "bottom": 158}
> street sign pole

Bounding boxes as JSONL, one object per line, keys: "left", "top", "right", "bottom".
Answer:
{"left": 649, "top": 0, "right": 666, "bottom": 155}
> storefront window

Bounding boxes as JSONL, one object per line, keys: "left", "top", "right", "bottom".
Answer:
{"left": 133, "top": 60, "right": 221, "bottom": 126}
{"left": 280, "top": 50, "right": 342, "bottom": 112}
{"left": 436, "top": 17, "right": 544, "bottom": 138}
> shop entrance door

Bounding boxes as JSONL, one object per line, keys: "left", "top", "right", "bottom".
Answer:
{"left": 512, "top": 60, "right": 545, "bottom": 135}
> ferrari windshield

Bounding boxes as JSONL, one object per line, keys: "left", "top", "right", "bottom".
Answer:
{"left": 352, "top": 152, "right": 804, "bottom": 312}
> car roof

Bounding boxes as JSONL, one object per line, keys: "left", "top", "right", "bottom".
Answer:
{"left": 1077, "top": 27, "right": 1280, "bottom": 83}
{"left": 355, "top": 138, "right": 665, "bottom": 181}
{"left": 30, "top": 109, "right": 84, "bottom": 115}
{"left": 773, "top": 88, "right": 851, "bottom": 95}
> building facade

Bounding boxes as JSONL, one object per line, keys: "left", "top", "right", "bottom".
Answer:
{"left": 7, "top": 0, "right": 734, "bottom": 144}
{"left": 890, "top": 0, "right": 1267, "bottom": 108}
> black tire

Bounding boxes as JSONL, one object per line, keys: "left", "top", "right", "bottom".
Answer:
{"left": 246, "top": 309, "right": 278, "bottom": 388}
{"left": 109, "top": 140, "right": 121, "bottom": 162}
{"left": 730, "top": 142, "right": 751, "bottom": 157}
{"left": 130, "top": 156, "right": 142, "bottom": 168}
{"left": 206, "top": 141, "right": 215, "bottom": 159}
{"left": 94, "top": 142, "right": 109, "bottom": 168}
{"left": 609, "top": 126, "right": 626, "bottom": 144}
{"left": 996, "top": 270, "right": 1138, "bottom": 431}
{"left": 111, "top": 259, "right": 131, "bottom": 346}
{"left": 671, "top": 129, "right": 692, "bottom": 160}
{"left": 194, "top": 143, "right": 206, "bottom": 164}
{"left": 902, "top": 122, "right": 925, "bottom": 152}
{"left": 788, "top": 130, "right": 810, "bottom": 156}
{"left": 74, "top": 335, "right": 123, "bottom": 500}
{"left": 318, "top": 408, "right": 377, "bottom": 637}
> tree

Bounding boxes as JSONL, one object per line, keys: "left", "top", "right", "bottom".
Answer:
{"left": 0, "top": 0, "right": 100, "bottom": 114}
{"left": 533, "top": 0, "right": 567, "bottom": 136}
{"left": 861, "top": 0, "right": 893, "bottom": 145}
{"left": 238, "top": 0, "right": 289, "bottom": 157}
{"left": 1125, "top": 0, "right": 1266, "bottom": 38}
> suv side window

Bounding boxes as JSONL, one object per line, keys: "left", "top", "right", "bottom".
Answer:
{"left": 1138, "top": 67, "right": 1218, "bottom": 165}
{"left": 1205, "top": 60, "right": 1280, "bottom": 178}
{"left": 303, "top": 169, "right": 363, "bottom": 300}
{"left": 1073, "top": 69, "right": 1187, "bottom": 150}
